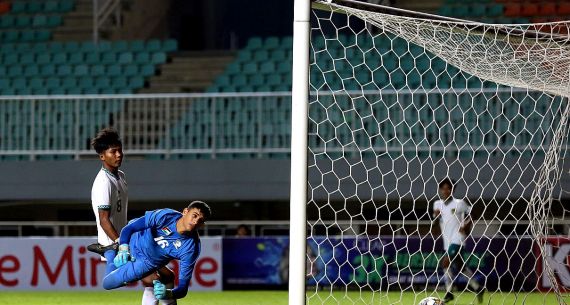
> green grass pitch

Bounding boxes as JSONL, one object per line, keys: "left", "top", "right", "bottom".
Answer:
{"left": 0, "top": 290, "right": 567, "bottom": 305}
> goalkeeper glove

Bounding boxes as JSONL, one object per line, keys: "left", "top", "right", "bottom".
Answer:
{"left": 153, "top": 280, "right": 173, "bottom": 300}
{"left": 113, "top": 244, "right": 135, "bottom": 267}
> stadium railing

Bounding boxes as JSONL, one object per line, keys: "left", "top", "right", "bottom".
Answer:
{"left": 0, "top": 89, "right": 559, "bottom": 161}
{"left": 2, "top": 219, "right": 568, "bottom": 237}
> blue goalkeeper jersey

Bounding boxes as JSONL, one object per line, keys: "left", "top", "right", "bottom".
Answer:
{"left": 126, "top": 208, "right": 201, "bottom": 294}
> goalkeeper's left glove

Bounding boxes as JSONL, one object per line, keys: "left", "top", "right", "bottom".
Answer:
{"left": 113, "top": 244, "right": 134, "bottom": 268}
{"left": 153, "top": 280, "right": 173, "bottom": 300}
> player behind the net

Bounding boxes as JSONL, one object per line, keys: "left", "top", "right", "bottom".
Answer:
{"left": 94, "top": 200, "right": 212, "bottom": 301}
{"left": 432, "top": 178, "right": 484, "bottom": 304}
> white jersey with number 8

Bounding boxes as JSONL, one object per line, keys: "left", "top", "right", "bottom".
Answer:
{"left": 91, "top": 167, "right": 128, "bottom": 246}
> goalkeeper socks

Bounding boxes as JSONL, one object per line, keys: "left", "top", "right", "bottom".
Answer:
{"left": 159, "top": 283, "right": 177, "bottom": 305}
{"left": 142, "top": 287, "right": 158, "bottom": 305}
{"left": 103, "top": 250, "right": 117, "bottom": 274}
{"left": 443, "top": 267, "right": 454, "bottom": 293}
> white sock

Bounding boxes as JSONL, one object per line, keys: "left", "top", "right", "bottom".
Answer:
{"left": 159, "top": 283, "right": 177, "bottom": 305}
{"left": 142, "top": 287, "right": 158, "bottom": 305}
{"left": 443, "top": 267, "right": 454, "bottom": 293}
{"left": 462, "top": 267, "right": 481, "bottom": 291}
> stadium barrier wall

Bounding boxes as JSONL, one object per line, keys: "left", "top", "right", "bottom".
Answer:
{"left": 1, "top": 236, "right": 568, "bottom": 292}
{"left": 0, "top": 237, "right": 222, "bottom": 291}
{"left": 222, "top": 237, "right": 570, "bottom": 292}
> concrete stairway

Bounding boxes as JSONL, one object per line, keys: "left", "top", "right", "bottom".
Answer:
{"left": 138, "top": 51, "right": 235, "bottom": 93}
{"left": 395, "top": 0, "right": 442, "bottom": 14}
{"left": 53, "top": 0, "right": 93, "bottom": 41}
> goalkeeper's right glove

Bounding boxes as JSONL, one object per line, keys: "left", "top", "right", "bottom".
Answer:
{"left": 153, "top": 280, "right": 173, "bottom": 300}
{"left": 113, "top": 244, "right": 134, "bottom": 267}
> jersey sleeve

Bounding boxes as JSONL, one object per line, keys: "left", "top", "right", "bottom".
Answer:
{"left": 460, "top": 199, "right": 471, "bottom": 215}
{"left": 91, "top": 174, "right": 112, "bottom": 210}
{"left": 432, "top": 200, "right": 441, "bottom": 213}
{"left": 171, "top": 240, "right": 201, "bottom": 299}
{"left": 118, "top": 216, "right": 146, "bottom": 245}
{"left": 143, "top": 208, "right": 180, "bottom": 229}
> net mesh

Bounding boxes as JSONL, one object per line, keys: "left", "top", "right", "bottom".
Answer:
{"left": 306, "top": 1, "right": 570, "bottom": 304}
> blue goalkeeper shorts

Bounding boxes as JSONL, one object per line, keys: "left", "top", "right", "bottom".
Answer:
{"left": 102, "top": 257, "right": 155, "bottom": 290}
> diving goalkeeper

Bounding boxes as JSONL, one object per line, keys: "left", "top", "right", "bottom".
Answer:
{"left": 96, "top": 200, "right": 211, "bottom": 300}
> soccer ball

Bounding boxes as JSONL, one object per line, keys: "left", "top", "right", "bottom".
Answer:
{"left": 418, "top": 297, "right": 443, "bottom": 305}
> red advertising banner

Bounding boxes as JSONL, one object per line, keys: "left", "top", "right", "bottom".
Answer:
{"left": 0, "top": 237, "right": 222, "bottom": 291}
{"left": 535, "top": 237, "right": 570, "bottom": 292}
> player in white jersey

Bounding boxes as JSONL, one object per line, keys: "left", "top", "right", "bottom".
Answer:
{"left": 88, "top": 128, "right": 176, "bottom": 305}
{"left": 432, "top": 178, "right": 484, "bottom": 304}
{"left": 89, "top": 128, "right": 128, "bottom": 267}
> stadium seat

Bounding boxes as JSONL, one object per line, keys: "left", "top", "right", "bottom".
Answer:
{"left": 504, "top": 3, "right": 522, "bottom": 17}
{"left": 558, "top": 3, "right": 570, "bottom": 15}
{"left": 235, "top": 50, "right": 252, "bottom": 62}
{"left": 101, "top": 52, "right": 116, "bottom": 65}
{"left": 151, "top": 52, "right": 166, "bottom": 64}
{"left": 10, "top": 1, "right": 27, "bottom": 13}
{"left": 85, "top": 52, "right": 100, "bottom": 64}
{"left": 242, "top": 62, "right": 257, "bottom": 75}
{"left": 73, "top": 64, "right": 89, "bottom": 76}
{"left": 19, "top": 53, "right": 35, "bottom": 65}
{"left": 118, "top": 52, "right": 133, "bottom": 64}
{"left": 134, "top": 52, "right": 150, "bottom": 64}
{"left": 162, "top": 39, "right": 178, "bottom": 52}
{"left": 146, "top": 39, "right": 162, "bottom": 52}
{"left": 63, "top": 41, "right": 80, "bottom": 52}
{"left": 128, "top": 76, "right": 144, "bottom": 89}
{"left": 59, "top": 77, "right": 75, "bottom": 89}
{"left": 106, "top": 64, "right": 121, "bottom": 77}
{"left": 2, "top": 31, "right": 19, "bottom": 42}
{"left": 27, "top": 1, "right": 43, "bottom": 13}
{"left": 68, "top": 52, "right": 84, "bottom": 64}
{"left": 94, "top": 77, "right": 111, "bottom": 89}
{"left": 29, "top": 77, "right": 44, "bottom": 90}
{"left": 486, "top": 4, "right": 504, "bottom": 17}
{"left": 264, "top": 36, "right": 280, "bottom": 50}
{"left": 36, "top": 53, "right": 51, "bottom": 65}
{"left": 56, "top": 64, "right": 72, "bottom": 76}
{"left": 111, "top": 76, "right": 128, "bottom": 89}
{"left": 259, "top": 62, "right": 275, "bottom": 74}
{"left": 245, "top": 37, "right": 263, "bottom": 50}
{"left": 129, "top": 40, "right": 145, "bottom": 52}
{"left": 44, "top": 0, "right": 59, "bottom": 12}
{"left": 23, "top": 65, "right": 39, "bottom": 77}
{"left": 59, "top": 0, "right": 75, "bottom": 12}
{"left": 45, "top": 77, "right": 60, "bottom": 89}
{"left": 0, "top": 16, "right": 15, "bottom": 29}
{"left": 40, "top": 64, "right": 56, "bottom": 76}
{"left": 270, "top": 49, "right": 287, "bottom": 62}
{"left": 16, "top": 16, "right": 32, "bottom": 28}
{"left": 123, "top": 64, "right": 138, "bottom": 77}
{"left": 112, "top": 40, "right": 129, "bottom": 52}
{"left": 139, "top": 64, "right": 155, "bottom": 77}
{"left": 520, "top": 3, "right": 539, "bottom": 17}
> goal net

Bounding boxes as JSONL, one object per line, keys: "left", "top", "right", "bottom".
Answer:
{"left": 304, "top": 1, "right": 570, "bottom": 304}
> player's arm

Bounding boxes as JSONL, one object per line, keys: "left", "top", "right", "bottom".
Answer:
{"left": 432, "top": 200, "right": 441, "bottom": 222}
{"left": 98, "top": 209, "right": 119, "bottom": 242}
{"left": 430, "top": 201, "right": 441, "bottom": 235}
{"left": 92, "top": 177, "right": 119, "bottom": 242}
{"left": 155, "top": 248, "right": 200, "bottom": 299}
{"left": 112, "top": 216, "right": 148, "bottom": 267}
{"left": 459, "top": 201, "right": 473, "bottom": 234}
{"left": 118, "top": 216, "right": 147, "bottom": 245}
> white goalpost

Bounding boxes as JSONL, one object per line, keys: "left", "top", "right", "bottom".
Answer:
{"left": 290, "top": 1, "right": 570, "bottom": 305}
{"left": 289, "top": 1, "right": 311, "bottom": 305}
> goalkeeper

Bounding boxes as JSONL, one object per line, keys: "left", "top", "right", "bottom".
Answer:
{"left": 432, "top": 178, "right": 484, "bottom": 304}
{"left": 100, "top": 200, "right": 211, "bottom": 301}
